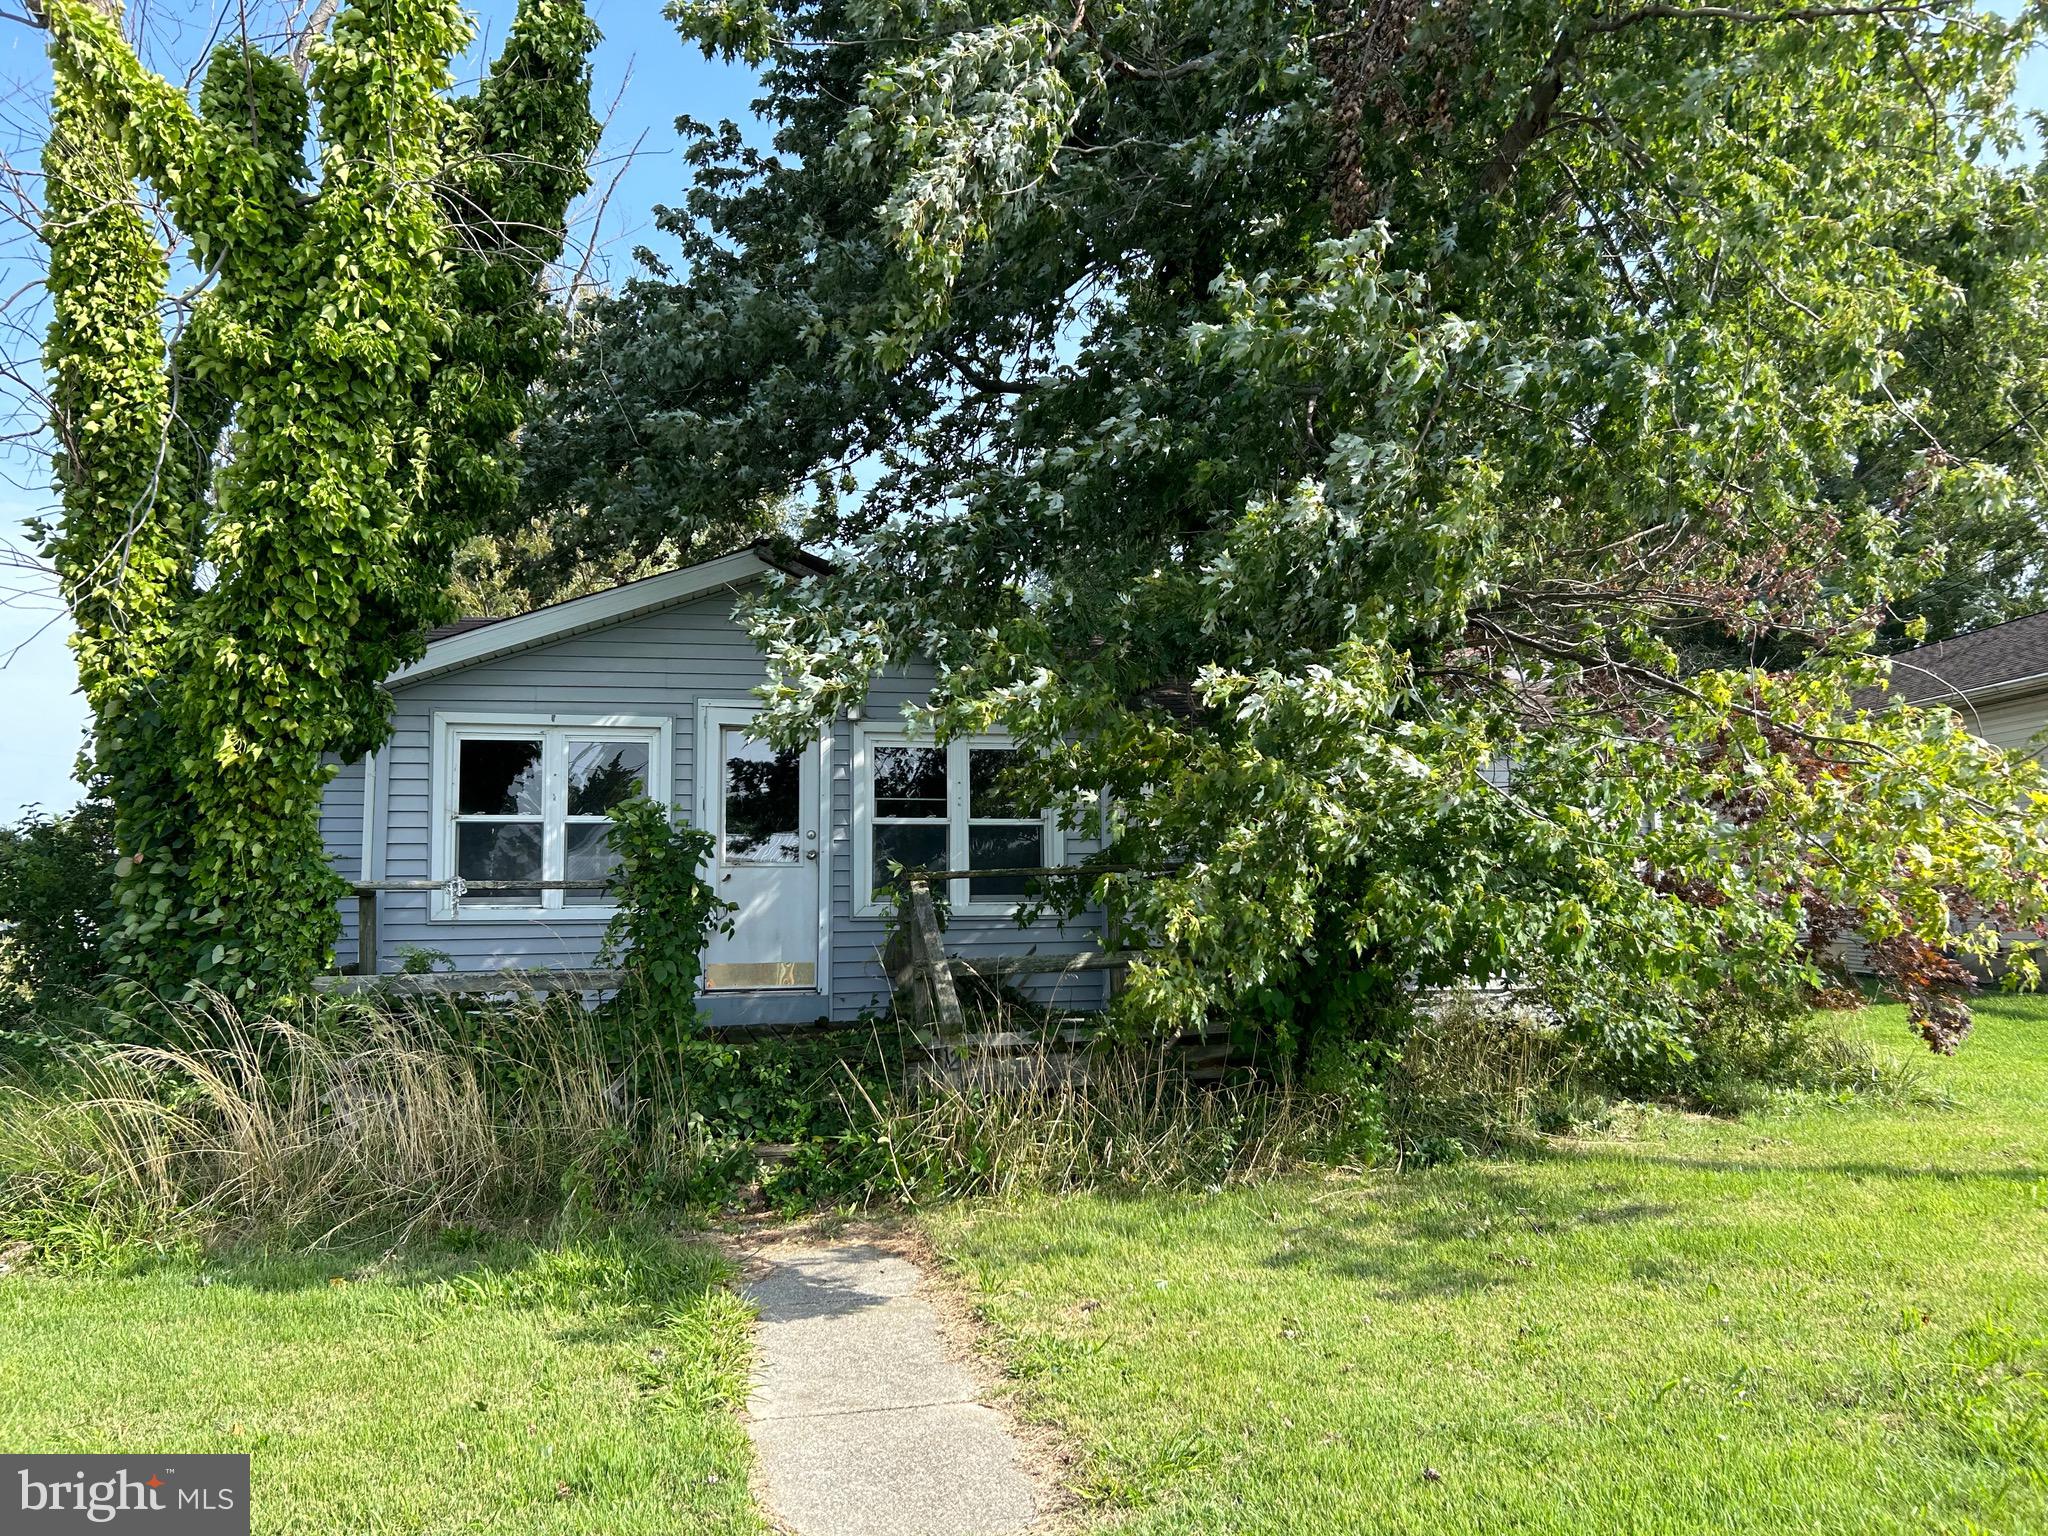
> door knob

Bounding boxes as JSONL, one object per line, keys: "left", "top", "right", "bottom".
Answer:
{"left": 805, "top": 849, "right": 818, "bottom": 861}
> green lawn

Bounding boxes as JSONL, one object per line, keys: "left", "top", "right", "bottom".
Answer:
{"left": 926, "top": 998, "right": 2048, "bottom": 1535}
{"left": 0, "top": 1227, "right": 764, "bottom": 1536}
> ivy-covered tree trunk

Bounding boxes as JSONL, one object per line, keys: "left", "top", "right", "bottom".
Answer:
{"left": 37, "top": 0, "right": 597, "bottom": 998}
{"left": 420, "top": 0, "right": 603, "bottom": 582}
{"left": 33, "top": 0, "right": 201, "bottom": 990}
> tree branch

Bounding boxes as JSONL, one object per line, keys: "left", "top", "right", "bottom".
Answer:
{"left": 1482, "top": 1, "right": 1963, "bottom": 194}
{"left": 944, "top": 346, "right": 1032, "bottom": 395}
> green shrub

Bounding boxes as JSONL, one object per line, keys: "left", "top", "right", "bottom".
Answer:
{"left": 1600, "top": 982, "right": 1946, "bottom": 1114}
{"left": 1684, "top": 1020, "right": 1951, "bottom": 1115}
{"left": 0, "top": 800, "right": 113, "bottom": 1004}
{"left": 599, "top": 798, "right": 731, "bottom": 1054}
{"left": 1389, "top": 984, "right": 1943, "bottom": 1140}
{"left": 1652, "top": 983, "right": 1819, "bottom": 1108}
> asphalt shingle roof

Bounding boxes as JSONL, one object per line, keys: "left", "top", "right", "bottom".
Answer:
{"left": 424, "top": 615, "right": 503, "bottom": 643}
{"left": 1878, "top": 610, "right": 2048, "bottom": 704}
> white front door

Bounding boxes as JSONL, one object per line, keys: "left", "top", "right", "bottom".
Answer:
{"left": 700, "top": 705, "right": 822, "bottom": 991}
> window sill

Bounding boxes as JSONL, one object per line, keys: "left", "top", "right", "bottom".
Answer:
{"left": 852, "top": 895, "right": 1043, "bottom": 923}
{"left": 431, "top": 905, "right": 623, "bottom": 923}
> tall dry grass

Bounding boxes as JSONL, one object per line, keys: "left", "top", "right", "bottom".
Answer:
{"left": 1385, "top": 989, "right": 1588, "bottom": 1156}
{"left": 846, "top": 1029, "right": 1377, "bottom": 1201}
{"left": 0, "top": 993, "right": 700, "bottom": 1250}
{"left": 1, "top": 988, "right": 1400, "bottom": 1249}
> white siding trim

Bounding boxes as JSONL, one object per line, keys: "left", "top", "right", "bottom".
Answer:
{"left": 428, "top": 711, "right": 672, "bottom": 922}
{"left": 359, "top": 749, "right": 379, "bottom": 884}
{"left": 390, "top": 551, "right": 774, "bottom": 688}
{"left": 818, "top": 723, "right": 835, "bottom": 1003}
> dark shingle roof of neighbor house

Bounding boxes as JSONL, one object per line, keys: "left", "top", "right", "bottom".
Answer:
{"left": 1878, "top": 609, "right": 2048, "bottom": 704}
{"left": 421, "top": 540, "right": 833, "bottom": 644}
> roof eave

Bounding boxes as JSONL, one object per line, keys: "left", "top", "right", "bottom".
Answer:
{"left": 1876, "top": 667, "right": 2048, "bottom": 711}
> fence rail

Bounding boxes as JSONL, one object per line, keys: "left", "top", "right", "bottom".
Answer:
{"left": 314, "top": 967, "right": 626, "bottom": 997}
{"left": 341, "top": 878, "right": 614, "bottom": 978}
{"left": 336, "top": 862, "right": 1171, "bottom": 1015}
{"left": 890, "top": 866, "right": 1160, "bottom": 1040}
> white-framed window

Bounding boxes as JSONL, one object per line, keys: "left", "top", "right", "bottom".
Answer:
{"left": 429, "top": 713, "right": 672, "bottom": 920}
{"left": 852, "top": 730, "right": 1063, "bottom": 916}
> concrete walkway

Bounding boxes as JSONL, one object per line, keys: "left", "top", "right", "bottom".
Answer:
{"left": 743, "top": 1239, "right": 1041, "bottom": 1536}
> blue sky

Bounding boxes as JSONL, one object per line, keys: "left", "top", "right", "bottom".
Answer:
{"left": 2, "top": 5, "right": 2046, "bottom": 817}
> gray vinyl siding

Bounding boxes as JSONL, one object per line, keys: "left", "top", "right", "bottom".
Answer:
{"left": 318, "top": 581, "right": 1107, "bottom": 1024}
{"left": 828, "top": 669, "right": 1110, "bottom": 1021}
{"left": 320, "top": 756, "right": 364, "bottom": 971}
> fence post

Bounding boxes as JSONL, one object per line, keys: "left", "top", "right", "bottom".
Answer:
{"left": 907, "top": 878, "right": 967, "bottom": 1038}
{"left": 1104, "top": 876, "right": 1126, "bottom": 1003}
{"left": 354, "top": 889, "right": 378, "bottom": 977}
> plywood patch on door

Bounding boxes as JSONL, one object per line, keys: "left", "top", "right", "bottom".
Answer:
{"left": 705, "top": 961, "right": 817, "bottom": 991}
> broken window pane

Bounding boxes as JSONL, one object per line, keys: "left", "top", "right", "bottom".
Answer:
{"left": 457, "top": 738, "right": 543, "bottom": 816}
{"left": 566, "top": 739, "right": 649, "bottom": 815}
{"left": 457, "top": 820, "right": 542, "bottom": 904}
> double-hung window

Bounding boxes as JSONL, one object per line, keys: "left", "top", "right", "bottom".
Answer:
{"left": 855, "top": 732, "right": 1060, "bottom": 914}
{"left": 433, "top": 714, "right": 670, "bottom": 918}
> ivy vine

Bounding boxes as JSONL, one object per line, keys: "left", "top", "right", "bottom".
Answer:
{"left": 35, "top": 0, "right": 598, "bottom": 998}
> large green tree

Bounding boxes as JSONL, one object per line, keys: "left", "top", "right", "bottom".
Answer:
{"left": 529, "top": 0, "right": 2048, "bottom": 1056}
{"left": 35, "top": 0, "right": 598, "bottom": 996}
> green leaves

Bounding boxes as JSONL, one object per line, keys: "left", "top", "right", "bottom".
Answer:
{"left": 534, "top": 0, "right": 2048, "bottom": 1056}
{"left": 831, "top": 12, "right": 1083, "bottom": 366}
{"left": 598, "top": 800, "right": 734, "bottom": 1046}
{"left": 39, "top": 0, "right": 597, "bottom": 1000}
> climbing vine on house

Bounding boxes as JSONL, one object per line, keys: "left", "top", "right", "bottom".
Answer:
{"left": 599, "top": 797, "right": 733, "bottom": 1055}
{"left": 33, "top": 0, "right": 598, "bottom": 998}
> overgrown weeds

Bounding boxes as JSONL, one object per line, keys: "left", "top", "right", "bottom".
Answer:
{"left": 833, "top": 1037, "right": 1377, "bottom": 1202}
{"left": 1385, "top": 991, "right": 1603, "bottom": 1163}
{"left": 0, "top": 974, "right": 1950, "bottom": 1264}
{"left": 0, "top": 992, "right": 712, "bottom": 1257}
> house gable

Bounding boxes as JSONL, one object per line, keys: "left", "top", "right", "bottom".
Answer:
{"left": 388, "top": 545, "right": 797, "bottom": 690}
{"left": 324, "top": 554, "right": 1111, "bottom": 1024}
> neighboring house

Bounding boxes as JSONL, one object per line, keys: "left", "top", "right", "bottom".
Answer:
{"left": 1837, "top": 610, "right": 2048, "bottom": 978}
{"left": 317, "top": 543, "right": 1109, "bottom": 1028}
{"left": 1870, "top": 610, "right": 2048, "bottom": 761}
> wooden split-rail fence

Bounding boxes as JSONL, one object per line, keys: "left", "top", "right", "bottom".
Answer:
{"left": 886, "top": 865, "right": 1148, "bottom": 1040}
{"left": 318, "top": 866, "right": 1157, "bottom": 1012}
{"left": 885, "top": 864, "right": 1240, "bottom": 1086}
{"left": 321, "top": 865, "right": 1197, "bottom": 1038}
{"left": 316, "top": 866, "right": 1235, "bottom": 1082}
{"left": 313, "top": 879, "right": 625, "bottom": 996}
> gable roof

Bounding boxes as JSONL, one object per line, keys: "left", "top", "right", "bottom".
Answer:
{"left": 390, "top": 541, "right": 829, "bottom": 689}
{"left": 1878, "top": 609, "right": 2048, "bottom": 706}
{"left": 424, "top": 616, "right": 502, "bottom": 643}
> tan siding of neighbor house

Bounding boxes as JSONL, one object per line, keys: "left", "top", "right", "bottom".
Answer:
{"left": 1950, "top": 688, "right": 2048, "bottom": 761}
